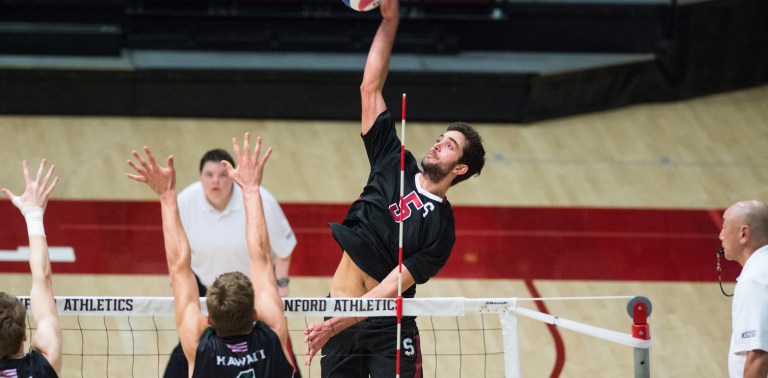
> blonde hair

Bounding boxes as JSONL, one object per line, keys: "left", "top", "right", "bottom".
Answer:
{"left": 206, "top": 272, "right": 255, "bottom": 336}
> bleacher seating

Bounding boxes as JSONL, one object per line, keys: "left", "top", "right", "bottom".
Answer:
{"left": 0, "top": 0, "right": 765, "bottom": 122}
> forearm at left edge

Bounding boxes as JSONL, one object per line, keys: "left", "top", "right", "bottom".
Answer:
{"left": 273, "top": 254, "right": 291, "bottom": 281}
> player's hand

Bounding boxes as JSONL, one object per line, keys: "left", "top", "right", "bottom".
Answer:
{"left": 303, "top": 319, "right": 336, "bottom": 365}
{"left": 224, "top": 132, "right": 272, "bottom": 194}
{"left": 125, "top": 146, "right": 176, "bottom": 197}
{"left": 1, "top": 159, "right": 59, "bottom": 211}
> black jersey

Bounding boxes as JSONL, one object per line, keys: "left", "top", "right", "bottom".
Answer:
{"left": 330, "top": 110, "right": 456, "bottom": 298}
{"left": 191, "top": 322, "right": 294, "bottom": 378}
{"left": 0, "top": 350, "right": 58, "bottom": 377}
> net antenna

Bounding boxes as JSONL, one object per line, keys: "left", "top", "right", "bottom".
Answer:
{"left": 396, "top": 92, "right": 407, "bottom": 377}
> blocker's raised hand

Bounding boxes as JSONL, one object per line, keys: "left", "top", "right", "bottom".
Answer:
{"left": 2, "top": 159, "right": 59, "bottom": 212}
{"left": 223, "top": 132, "right": 272, "bottom": 193}
{"left": 126, "top": 146, "right": 176, "bottom": 197}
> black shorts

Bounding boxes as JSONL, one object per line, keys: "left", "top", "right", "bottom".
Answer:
{"left": 321, "top": 317, "right": 421, "bottom": 378}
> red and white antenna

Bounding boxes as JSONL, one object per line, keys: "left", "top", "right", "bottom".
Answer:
{"left": 396, "top": 92, "right": 406, "bottom": 377}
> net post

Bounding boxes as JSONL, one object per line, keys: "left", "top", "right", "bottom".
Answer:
{"left": 500, "top": 310, "right": 521, "bottom": 378}
{"left": 627, "top": 296, "right": 652, "bottom": 378}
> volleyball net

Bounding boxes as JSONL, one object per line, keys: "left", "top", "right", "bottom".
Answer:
{"left": 19, "top": 296, "right": 652, "bottom": 377}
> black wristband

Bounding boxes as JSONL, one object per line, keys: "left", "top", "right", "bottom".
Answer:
{"left": 276, "top": 277, "right": 290, "bottom": 288}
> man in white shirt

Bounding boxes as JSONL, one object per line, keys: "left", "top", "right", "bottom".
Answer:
{"left": 178, "top": 149, "right": 296, "bottom": 295}
{"left": 720, "top": 200, "right": 768, "bottom": 378}
{"left": 164, "top": 148, "right": 299, "bottom": 378}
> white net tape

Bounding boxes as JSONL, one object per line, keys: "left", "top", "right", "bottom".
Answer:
{"left": 17, "top": 296, "right": 650, "bottom": 377}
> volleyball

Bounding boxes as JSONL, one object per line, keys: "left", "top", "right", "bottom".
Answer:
{"left": 341, "top": 0, "right": 381, "bottom": 12}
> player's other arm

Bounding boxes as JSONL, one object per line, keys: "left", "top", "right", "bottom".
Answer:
{"left": 329, "top": 265, "right": 415, "bottom": 333}
{"left": 304, "top": 265, "right": 416, "bottom": 364}
{"left": 126, "top": 148, "right": 206, "bottom": 370}
{"left": 312, "top": 230, "right": 450, "bottom": 343}
{"left": 159, "top": 182, "right": 206, "bottom": 369}
{"left": 2, "top": 160, "right": 62, "bottom": 374}
{"left": 261, "top": 187, "right": 297, "bottom": 298}
{"left": 273, "top": 255, "right": 291, "bottom": 297}
{"left": 360, "top": 0, "right": 399, "bottom": 135}
{"left": 225, "top": 133, "right": 292, "bottom": 363}
{"left": 27, "top": 233, "right": 62, "bottom": 373}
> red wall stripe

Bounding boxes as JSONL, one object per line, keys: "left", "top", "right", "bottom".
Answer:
{"left": 0, "top": 200, "right": 731, "bottom": 281}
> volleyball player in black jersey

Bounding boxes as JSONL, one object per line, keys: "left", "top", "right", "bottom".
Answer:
{"left": 303, "top": 0, "right": 486, "bottom": 376}
{"left": 127, "top": 134, "right": 295, "bottom": 378}
{"left": 0, "top": 160, "right": 62, "bottom": 378}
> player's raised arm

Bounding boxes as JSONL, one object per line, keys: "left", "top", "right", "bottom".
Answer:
{"left": 360, "top": 0, "right": 399, "bottom": 134}
{"left": 2, "top": 159, "right": 62, "bottom": 375}
{"left": 126, "top": 147, "right": 206, "bottom": 369}
{"left": 223, "top": 133, "right": 292, "bottom": 359}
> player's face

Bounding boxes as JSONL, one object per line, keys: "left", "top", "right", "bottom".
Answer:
{"left": 200, "top": 161, "right": 233, "bottom": 206}
{"left": 421, "top": 131, "right": 466, "bottom": 182}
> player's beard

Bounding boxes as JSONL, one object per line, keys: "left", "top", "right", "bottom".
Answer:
{"left": 421, "top": 157, "right": 454, "bottom": 184}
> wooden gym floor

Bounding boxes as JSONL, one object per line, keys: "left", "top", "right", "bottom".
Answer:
{"left": 1, "top": 83, "right": 767, "bottom": 376}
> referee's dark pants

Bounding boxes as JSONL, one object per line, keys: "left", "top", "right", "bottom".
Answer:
{"left": 163, "top": 274, "right": 302, "bottom": 378}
